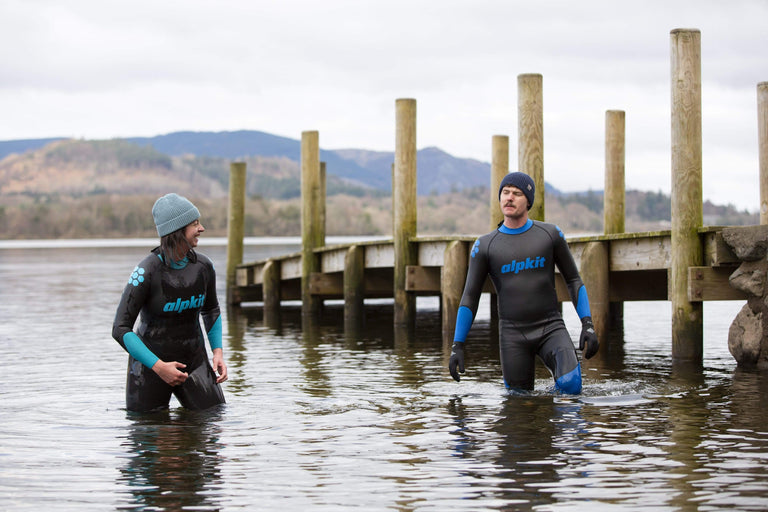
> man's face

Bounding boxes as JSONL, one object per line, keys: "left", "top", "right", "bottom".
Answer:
{"left": 499, "top": 186, "right": 528, "bottom": 218}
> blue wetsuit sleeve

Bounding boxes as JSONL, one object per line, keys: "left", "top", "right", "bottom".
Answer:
{"left": 575, "top": 285, "right": 592, "bottom": 319}
{"left": 207, "top": 316, "right": 223, "bottom": 350}
{"left": 453, "top": 306, "right": 474, "bottom": 343}
{"left": 122, "top": 331, "right": 159, "bottom": 369}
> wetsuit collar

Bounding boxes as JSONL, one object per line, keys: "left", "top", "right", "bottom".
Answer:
{"left": 498, "top": 219, "right": 533, "bottom": 234}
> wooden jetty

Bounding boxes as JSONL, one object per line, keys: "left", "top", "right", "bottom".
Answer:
{"left": 226, "top": 29, "right": 767, "bottom": 367}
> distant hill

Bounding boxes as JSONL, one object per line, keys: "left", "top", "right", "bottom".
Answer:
{"left": 0, "top": 130, "right": 496, "bottom": 195}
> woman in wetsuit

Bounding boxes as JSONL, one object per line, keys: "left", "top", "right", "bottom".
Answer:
{"left": 449, "top": 172, "right": 599, "bottom": 394}
{"left": 112, "top": 193, "right": 227, "bottom": 412}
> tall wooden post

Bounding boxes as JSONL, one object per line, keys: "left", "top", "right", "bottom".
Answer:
{"left": 670, "top": 28, "right": 703, "bottom": 363}
{"left": 226, "top": 162, "right": 246, "bottom": 305}
{"left": 759, "top": 82, "right": 768, "bottom": 225}
{"left": 319, "top": 162, "right": 327, "bottom": 242}
{"left": 605, "top": 110, "right": 626, "bottom": 328}
{"left": 442, "top": 241, "right": 468, "bottom": 340}
{"left": 301, "top": 130, "right": 322, "bottom": 316}
{"left": 344, "top": 245, "right": 365, "bottom": 332}
{"left": 491, "top": 135, "right": 509, "bottom": 229}
{"left": 518, "top": 74, "right": 544, "bottom": 221}
{"left": 393, "top": 99, "right": 418, "bottom": 326}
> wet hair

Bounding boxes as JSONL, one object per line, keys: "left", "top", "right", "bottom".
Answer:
{"left": 159, "top": 228, "right": 197, "bottom": 266}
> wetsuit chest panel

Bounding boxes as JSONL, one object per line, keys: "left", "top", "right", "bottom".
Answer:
{"left": 486, "top": 223, "right": 560, "bottom": 322}
{"left": 119, "top": 251, "right": 216, "bottom": 365}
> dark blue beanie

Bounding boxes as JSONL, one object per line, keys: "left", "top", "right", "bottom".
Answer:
{"left": 498, "top": 172, "right": 535, "bottom": 210}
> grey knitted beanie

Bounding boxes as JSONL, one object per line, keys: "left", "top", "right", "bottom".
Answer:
{"left": 498, "top": 172, "right": 535, "bottom": 210}
{"left": 152, "top": 193, "right": 200, "bottom": 237}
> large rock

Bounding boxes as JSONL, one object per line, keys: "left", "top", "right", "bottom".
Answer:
{"left": 724, "top": 225, "right": 768, "bottom": 367}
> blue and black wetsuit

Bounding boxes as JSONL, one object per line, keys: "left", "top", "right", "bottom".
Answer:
{"left": 453, "top": 220, "right": 591, "bottom": 394}
{"left": 112, "top": 247, "right": 225, "bottom": 412}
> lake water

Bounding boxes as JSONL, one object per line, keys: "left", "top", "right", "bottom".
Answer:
{"left": 2, "top": 239, "right": 768, "bottom": 511}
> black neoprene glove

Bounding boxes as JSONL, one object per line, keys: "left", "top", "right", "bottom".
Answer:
{"left": 579, "top": 316, "right": 599, "bottom": 359}
{"left": 449, "top": 342, "right": 465, "bottom": 382}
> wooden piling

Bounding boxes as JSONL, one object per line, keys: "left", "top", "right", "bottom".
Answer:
{"left": 394, "top": 98, "right": 418, "bottom": 326}
{"left": 319, "top": 162, "right": 327, "bottom": 242}
{"left": 605, "top": 111, "right": 626, "bottom": 234}
{"left": 262, "top": 259, "right": 281, "bottom": 325}
{"left": 518, "top": 74, "right": 544, "bottom": 221}
{"left": 759, "top": 82, "right": 768, "bottom": 225}
{"left": 580, "top": 241, "right": 609, "bottom": 344}
{"left": 491, "top": 135, "right": 509, "bottom": 230}
{"left": 301, "top": 130, "right": 322, "bottom": 315}
{"left": 605, "top": 110, "right": 626, "bottom": 328}
{"left": 226, "top": 162, "right": 246, "bottom": 305}
{"left": 670, "top": 28, "right": 704, "bottom": 362}
{"left": 344, "top": 245, "right": 365, "bottom": 330}
{"left": 441, "top": 240, "right": 468, "bottom": 338}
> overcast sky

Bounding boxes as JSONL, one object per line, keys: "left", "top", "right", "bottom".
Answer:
{"left": 1, "top": 0, "right": 766, "bottom": 210}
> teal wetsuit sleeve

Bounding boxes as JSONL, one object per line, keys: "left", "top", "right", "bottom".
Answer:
{"left": 207, "top": 316, "right": 223, "bottom": 350}
{"left": 122, "top": 331, "right": 159, "bottom": 369}
{"left": 453, "top": 306, "right": 474, "bottom": 343}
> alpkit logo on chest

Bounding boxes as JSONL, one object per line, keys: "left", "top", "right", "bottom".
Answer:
{"left": 501, "top": 256, "right": 546, "bottom": 274}
{"left": 164, "top": 294, "right": 206, "bottom": 313}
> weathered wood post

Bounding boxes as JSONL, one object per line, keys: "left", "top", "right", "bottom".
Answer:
{"left": 518, "top": 73, "right": 544, "bottom": 221}
{"left": 489, "top": 135, "right": 508, "bottom": 325}
{"left": 301, "top": 130, "right": 323, "bottom": 316}
{"left": 759, "top": 82, "right": 768, "bottom": 225}
{"left": 344, "top": 245, "right": 365, "bottom": 332}
{"left": 491, "top": 135, "right": 509, "bottom": 229}
{"left": 262, "top": 259, "right": 281, "bottom": 326}
{"left": 226, "top": 161, "right": 246, "bottom": 305}
{"left": 319, "top": 162, "right": 327, "bottom": 242}
{"left": 394, "top": 98, "right": 418, "bottom": 326}
{"left": 442, "top": 241, "right": 468, "bottom": 340}
{"left": 670, "top": 28, "right": 704, "bottom": 363}
{"left": 605, "top": 110, "right": 626, "bottom": 329}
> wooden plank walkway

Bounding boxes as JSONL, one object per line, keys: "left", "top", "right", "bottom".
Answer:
{"left": 234, "top": 227, "right": 746, "bottom": 305}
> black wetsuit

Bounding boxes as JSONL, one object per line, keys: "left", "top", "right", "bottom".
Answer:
{"left": 453, "top": 220, "right": 592, "bottom": 393}
{"left": 112, "top": 248, "right": 225, "bottom": 412}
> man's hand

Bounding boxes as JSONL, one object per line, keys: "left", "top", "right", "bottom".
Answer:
{"left": 579, "top": 317, "right": 599, "bottom": 359}
{"left": 449, "top": 342, "right": 465, "bottom": 382}
{"left": 212, "top": 348, "right": 228, "bottom": 383}
{"left": 152, "top": 360, "right": 188, "bottom": 386}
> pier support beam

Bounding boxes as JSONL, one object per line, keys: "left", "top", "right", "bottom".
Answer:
{"left": 580, "top": 242, "right": 610, "bottom": 344}
{"left": 394, "top": 98, "right": 418, "bottom": 326}
{"left": 263, "top": 259, "right": 281, "bottom": 327}
{"left": 344, "top": 245, "right": 365, "bottom": 332}
{"left": 226, "top": 161, "right": 246, "bottom": 305}
{"left": 518, "top": 73, "right": 544, "bottom": 221}
{"left": 605, "top": 110, "right": 626, "bottom": 329}
{"left": 759, "top": 82, "right": 768, "bottom": 225}
{"left": 670, "top": 28, "right": 704, "bottom": 363}
{"left": 442, "top": 241, "right": 468, "bottom": 340}
{"left": 301, "top": 130, "right": 323, "bottom": 316}
{"left": 491, "top": 135, "right": 509, "bottom": 229}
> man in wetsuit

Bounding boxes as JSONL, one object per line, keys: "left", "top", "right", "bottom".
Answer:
{"left": 448, "top": 172, "right": 599, "bottom": 394}
{"left": 112, "top": 193, "right": 227, "bottom": 412}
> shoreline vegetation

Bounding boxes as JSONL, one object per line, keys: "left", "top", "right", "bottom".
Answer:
{"left": 0, "top": 189, "right": 757, "bottom": 241}
{"left": 0, "top": 138, "right": 758, "bottom": 240}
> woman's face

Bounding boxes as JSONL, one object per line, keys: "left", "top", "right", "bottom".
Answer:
{"left": 183, "top": 219, "right": 205, "bottom": 250}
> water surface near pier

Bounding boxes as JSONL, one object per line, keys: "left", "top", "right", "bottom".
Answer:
{"left": 1, "top": 240, "right": 767, "bottom": 511}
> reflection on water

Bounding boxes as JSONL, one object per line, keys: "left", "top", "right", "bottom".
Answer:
{"left": 2, "top": 243, "right": 768, "bottom": 510}
{"left": 118, "top": 407, "right": 225, "bottom": 511}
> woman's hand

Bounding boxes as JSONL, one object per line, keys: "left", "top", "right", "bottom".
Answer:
{"left": 212, "top": 348, "right": 228, "bottom": 383}
{"left": 152, "top": 360, "right": 188, "bottom": 386}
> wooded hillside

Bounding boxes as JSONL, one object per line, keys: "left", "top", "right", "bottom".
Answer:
{"left": 0, "top": 138, "right": 758, "bottom": 239}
